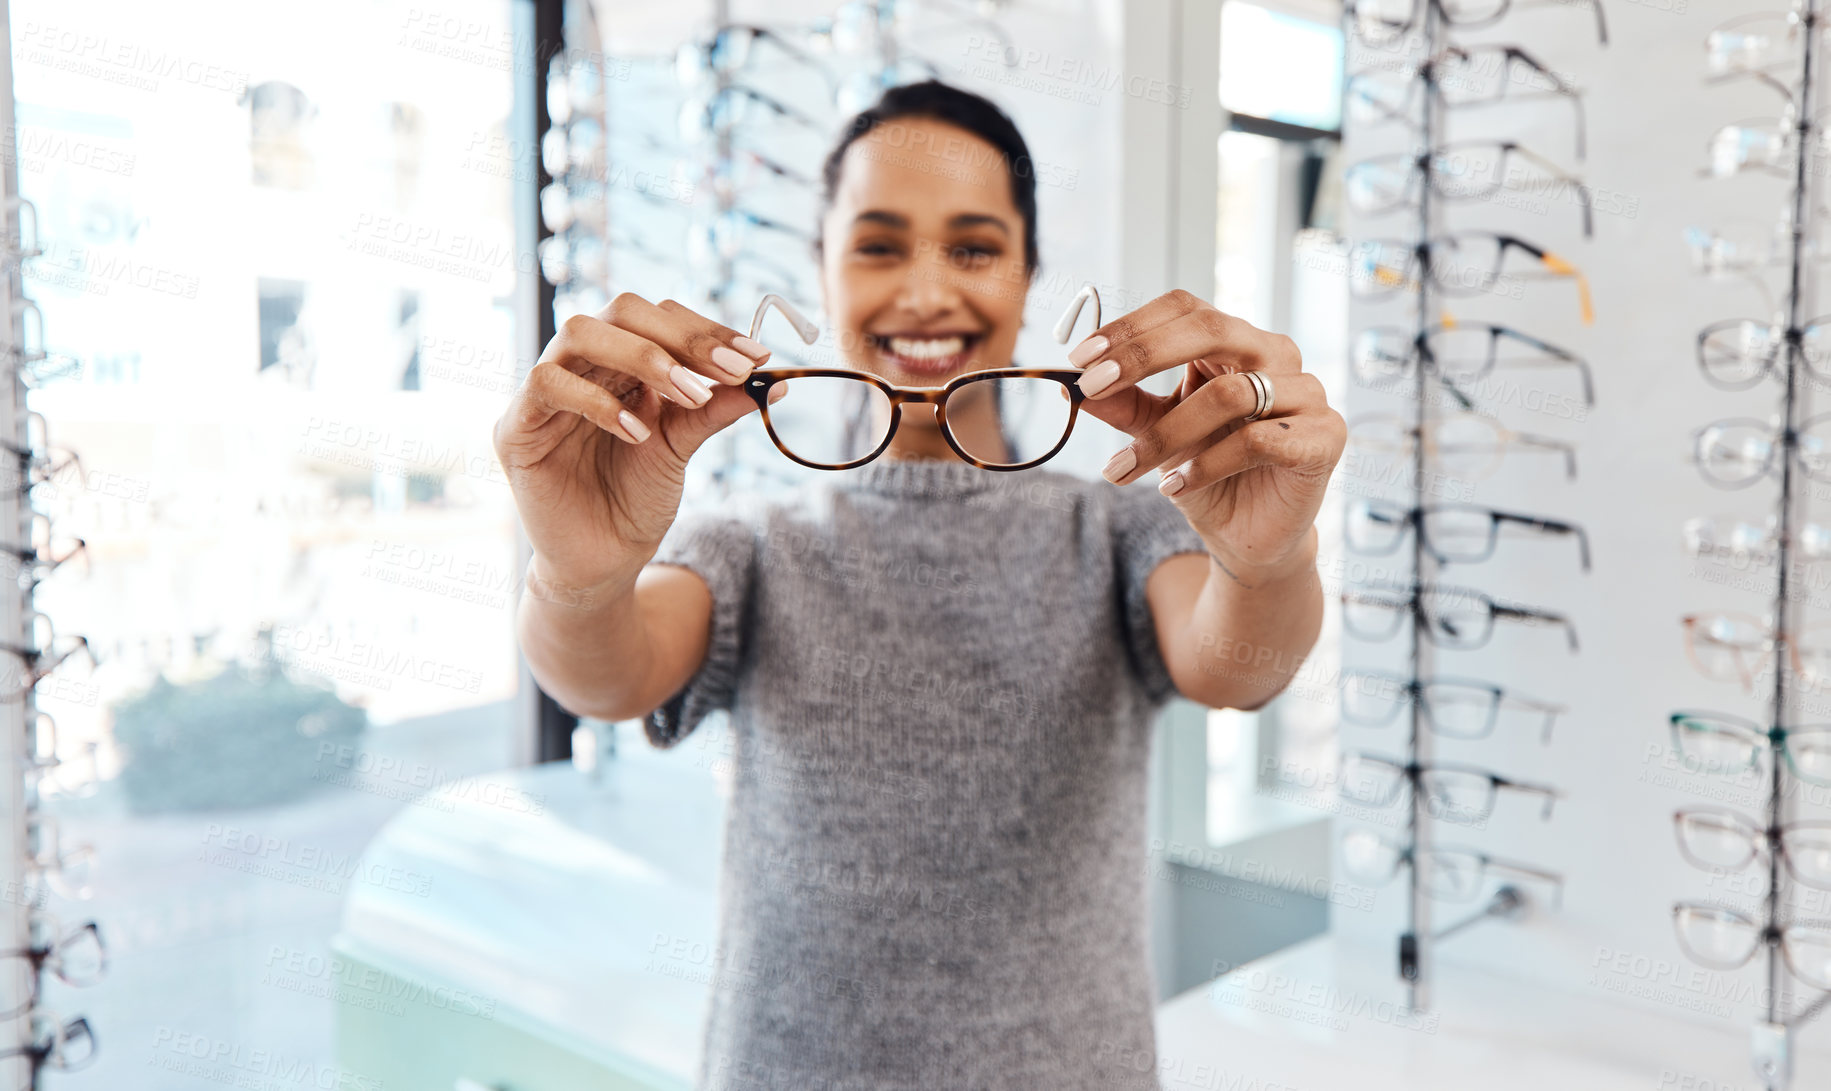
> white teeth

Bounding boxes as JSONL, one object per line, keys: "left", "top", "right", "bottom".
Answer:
{"left": 886, "top": 336, "right": 967, "bottom": 360}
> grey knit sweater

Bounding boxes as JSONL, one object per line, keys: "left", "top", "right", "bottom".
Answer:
{"left": 642, "top": 455, "right": 1208, "bottom": 1091}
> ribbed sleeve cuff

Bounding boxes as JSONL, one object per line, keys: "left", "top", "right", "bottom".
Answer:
{"left": 1111, "top": 482, "right": 1210, "bottom": 707}
{"left": 642, "top": 515, "right": 755, "bottom": 749}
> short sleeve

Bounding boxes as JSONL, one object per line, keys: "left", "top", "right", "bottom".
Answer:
{"left": 641, "top": 503, "right": 758, "bottom": 749}
{"left": 1106, "top": 479, "right": 1210, "bottom": 706}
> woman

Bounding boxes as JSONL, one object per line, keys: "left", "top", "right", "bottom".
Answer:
{"left": 495, "top": 81, "right": 1343, "bottom": 1091}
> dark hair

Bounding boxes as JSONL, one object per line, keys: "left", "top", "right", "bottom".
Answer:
{"left": 815, "top": 79, "right": 1039, "bottom": 277}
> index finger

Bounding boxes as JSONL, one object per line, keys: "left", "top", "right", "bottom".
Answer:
{"left": 603, "top": 294, "right": 773, "bottom": 385}
{"left": 1070, "top": 300, "right": 1295, "bottom": 402}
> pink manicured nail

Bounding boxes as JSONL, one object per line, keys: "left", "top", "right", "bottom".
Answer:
{"left": 1068, "top": 335, "right": 1109, "bottom": 368}
{"left": 670, "top": 365, "right": 713, "bottom": 406}
{"left": 1102, "top": 447, "right": 1136, "bottom": 483}
{"left": 1159, "top": 470, "right": 1185, "bottom": 497}
{"left": 731, "top": 335, "right": 772, "bottom": 360}
{"left": 1078, "top": 360, "right": 1120, "bottom": 397}
{"left": 709, "top": 346, "right": 752, "bottom": 380}
{"left": 618, "top": 409, "right": 650, "bottom": 442}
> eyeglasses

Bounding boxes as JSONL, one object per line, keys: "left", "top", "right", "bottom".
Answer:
{"left": 1703, "top": 114, "right": 1830, "bottom": 179}
{"left": 675, "top": 24, "right": 833, "bottom": 90}
{"left": 1345, "top": 142, "right": 1593, "bottom": 237}
{"left": 1342, "top": 669, "right": 1564, "bottom": 742}
{"left": 1669, "top": 709, "right": 1831, "bottom": 787}
{"left": 0, "top": 915, "right": 104, "bottom": 1020}
{"left": 1347, "top": 411, "right": 1577, "bottom": 480}
{"left": 1342, "top": 581, "right": 1579, "bottom": 652}
{"left": 1696, "top": 316, "right": 1831, "bottom": 390}
{"left": 1679, "top": 615, "right": 1831, "bottom": 693}
{"left": 1352, "top": 323, "right": 1594, "bottom": 408}
{"left": 741, "top": 287, "right": 1111, "bottom": 472}
{"left": 1345, "top": 499, "right": 1591, "bottom": 569}
{"left": 1342, "top": 0, "right": 1607, "bottom": 48}
{"left": 678, "top": 83, "right": 823, "bottom": 143}
{"left": 1345, "top": 45, "right": 1587, "bottom": 157}
{"left": 1691, "top": 414, "right": 1831, "bottom": 489}
{"left": 1349, "top": 233, "right": 1595, "bottom": 324}
{"left": 1706, "top": 10, "right": 1826, "bottom": 84}
{"left": 1683, "top": 514, "right": 1831, "bottom": 566}
{"left": 1673, "top": 900, "right": 1831, "bottom": 989}
{"left": 1338, "top": 751, "right": 1563, "bottom": 824}
{"left": 0, "top": 1011, "right": 95, "bottom": 1072}
{"left": 1674, "top": 806, "right": 1831, "bottom": 892}
{"left": 1341, "top": 827, "right": 1565, "bottom": 903}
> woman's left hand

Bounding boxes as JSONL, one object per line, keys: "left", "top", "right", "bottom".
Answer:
{"left": 1066, "top": 289, "right": 1347, "bottom": 584}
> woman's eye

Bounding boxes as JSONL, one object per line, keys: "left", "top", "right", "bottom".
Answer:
{"left": 853, "top": 237, "right": 903, "bottom": 258}
{"left": 949, "top": 244, "right": 1000, "bottom": 267}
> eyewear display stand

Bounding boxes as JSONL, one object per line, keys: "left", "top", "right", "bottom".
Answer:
{"left": 1674, "top": 3, "right": 1830, "bottom": 1088}
{"left": 1339, "top": 0, "right": 1602, "bottom": 1013}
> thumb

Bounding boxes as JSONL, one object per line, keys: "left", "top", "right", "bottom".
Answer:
{"left": 658, "top": 382, "right": 781, "bottom": 461}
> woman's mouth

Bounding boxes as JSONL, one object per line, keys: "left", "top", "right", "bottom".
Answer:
{"left": 871, "top": 332, "right": 983, "bottom": 379}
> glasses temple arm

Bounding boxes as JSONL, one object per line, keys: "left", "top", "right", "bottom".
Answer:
{"left": 750, "top": 293, "right": 820, "bottom": 345}
{"left": 1054, "top": 283, "right": 1102, "bottom": 345}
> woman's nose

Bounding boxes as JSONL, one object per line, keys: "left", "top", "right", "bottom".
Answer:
{"left": 895, "top": 242, "right": 967, "bottom": 319}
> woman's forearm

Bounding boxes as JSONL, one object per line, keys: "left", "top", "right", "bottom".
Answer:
{"left": 515, "top": 554, "right": 659, "bottom": 722}
{"left": 1175, "top": 528, "right": 1324, "bottom": 710}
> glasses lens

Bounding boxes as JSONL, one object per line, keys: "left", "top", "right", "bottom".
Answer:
{"left": 1786, "top": 728, "right": 1831, "bottom": 787}
{"left": 1781, "top": 825, "right": 1831, "bottom": 890}
{"left": 1419, "top": 768, "right": 1494, "bottom": 824}
{"left": 1344, "top": 499, "right": 1408, "bottom": 554}
{"left": 1351, "top": 328, "right": 1415, "bottom": 385}
{"left": 1337, "top": 753, "right": 1405, "bottom": 806}
{"left": 1683, "top": 516, "right": 1776, "bottom": 564}
{"left": 1418, "top": 681, "right": 1500, "bottom": 739}
{"left": 47, "top": 1015, "right": 95, "bottom": 1071}
{"left": 1345, "top": 158, "right": 1415, "bottom": 215}
{"left": 1798, "top": 418, "right": 1831, "bottom": 481}
{"left": 944, "top": 376, "right": 1074, "bottom": 467}
{"left": 1674, "top": 903, "right": 1761, "bottom": 970}
{"left": 1672, "top": 711, "right": 1765, "bottom": 776}
{"left": 1707, "top": 123, "right": 1791, "bottom": 178}
{"left": 1346, "top": 71, "right": 1410, "bottom": 125}
{"left": 1421, "top": 326, "right": 1499, "bottom": 383}
{"left": 1699, "top": 321, "right": 1781, "bottom": 390}
{"left": 1339, "top": 827, "right": 1402, "bottom": 884}
{"left": 1418, "top": 587, "right": 1493, "bottom": 649}
{"left": 52, "top": 923, "right": 105, "bottom": 986}
{"left": 1696, "top": 421, "right": 1775, "bottom": 487}
{"left": 1425, "top": 235, "right": 1504, "bottom": 297}
{"left": 1674, "top": 809, "right": 1758, "bottom": 872}
{"left": 1341, "top": 672, "right": 1409, "bottom": 726}
{"left": 1429, "top": 413, "right": 1503, "bottom": 478}
{"left": 1418, "top": 507, "right": 1496, "bottom": 562}
{"left": 1351, "top": 0, "right": 1415, "bottom": 44}
{"left": 764, "top": 375, "right": 893, "bottom": 466}
{"left": 1421, "top": 848, "right": 1486, "bottom": 900}
{"left": 1440, "top": 0, "right": 1507, "bottom": 24}
{"left": 1785, "top": 924, "right": 1831, "bottom": 989}
{"left": 1435, "top": 51, "right": 1509, "bottom": 106}
{"left": 1342, "top": 587, "right": 1409, "bottom": 642}
{"left": 1707, "top": 16, "right": 1798, "bottom": 78}
{"left": 1427, "top": 145, "right": 1506, "bottom": 201}
{"left": 1349, "top": 240, "right": 1416, "bottom": 297}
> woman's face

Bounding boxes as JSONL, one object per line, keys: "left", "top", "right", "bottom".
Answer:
{"left": 818, "top": 117, "right": 1031, "bottom": 389}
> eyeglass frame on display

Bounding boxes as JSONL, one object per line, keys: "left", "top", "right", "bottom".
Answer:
{"left": 1673, "top": 805, "right": 1831, "bottom": 892}
{"left": 1342, "top": 0, "right": 1607, "bottom": 48}
{"left": 1344, "top": 141, "right": 1594, "bottom": 238}
{"left": 1337, "top": 750, "right": 1564, "bottom": 823}
{"left": 1344, "top": 498, "right": 1592, "bottom": 569}
{"left": 1341, "top": 668, "right": 1565, "bottom": 742}
{"left": 1352, "top": 322, "right": 1595, "bottom": 409}
{"left": 1341, "top": 580, "right": 1580, "bottom": 652}
{"left": 1339, "top": 826, "right": 1565, "bottom": 905}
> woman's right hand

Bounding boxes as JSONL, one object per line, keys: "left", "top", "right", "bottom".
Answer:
{"left": 492, "top": 293, "right": 778, "bottom": 589}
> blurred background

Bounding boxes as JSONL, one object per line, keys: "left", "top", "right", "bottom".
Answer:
{"left": 10, "top": 0, "right": 1829, "bottom": 1088}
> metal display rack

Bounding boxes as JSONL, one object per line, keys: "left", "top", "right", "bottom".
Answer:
{"left": 1337, "top": 0, "right": 1605, "bottom": 1011}
{"left": 1671, "top": 4, "right": 1831, "bottom": 1087}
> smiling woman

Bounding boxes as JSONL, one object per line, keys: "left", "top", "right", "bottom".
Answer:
{"left": 497, "top": 79, "right": 1341, "bottom": 1091}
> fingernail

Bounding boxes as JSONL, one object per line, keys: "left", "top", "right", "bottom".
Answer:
{"left": 1159, "top": 469, "right": 1185, "bottom": 497}
{"left": 731, "top": 335, "right": 772, "bottom": 361}
{"left": 618, "top": 409, "right": 651, "bottom": 442}
{"left": 709, "top": 346, "right": 752, "bottom": 380}
{"left": 671, "top": 365, "right": 713, "bottom": 406}
{"left": 1068, "top": 335, "right": 1109, "bottom": 368}
{"left": 1102, "top": 447, "right": 1137, "bottom": 483}
{"left": 1078, "top": 360, "right": 1120, "bottom": 397}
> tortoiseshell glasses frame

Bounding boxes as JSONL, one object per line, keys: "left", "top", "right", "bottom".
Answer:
{"left": 737, "top": 284, "right": 1106, "bottom": 472}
